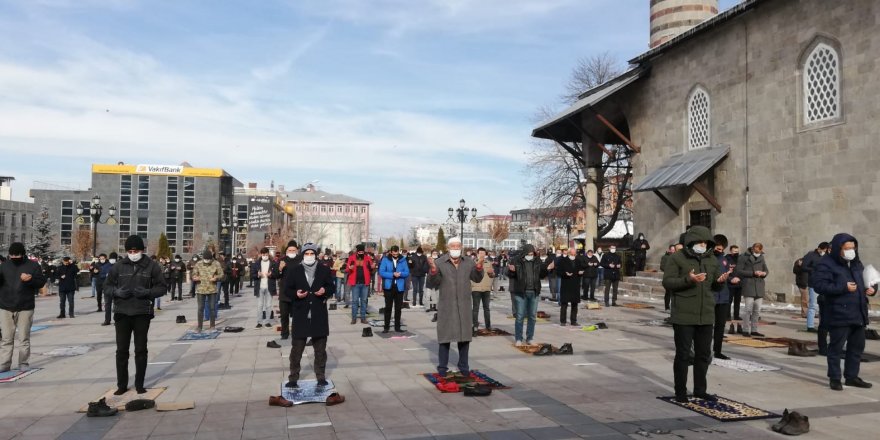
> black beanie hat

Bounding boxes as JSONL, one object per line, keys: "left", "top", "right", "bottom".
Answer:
{"left": 8, "top": 242, "right": 26, "bottom": 256}
{"left": 124, "top": 235, "right": 145, "bottom": 251}
{"left": 287, "top": 240, "right": 299, "bottom": 250}
{"left": 109, "top": 252, "right": 119, "bottom": 259}
{"left": 356, "top": 244, "right": 365, "bottom": 252}
{"left": 202, "top": 249, "right": 213, "bottom": 260}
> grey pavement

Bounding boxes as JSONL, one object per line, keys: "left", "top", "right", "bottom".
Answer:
{"left": 1, "top": 284, "right": 878, "bottom": 439}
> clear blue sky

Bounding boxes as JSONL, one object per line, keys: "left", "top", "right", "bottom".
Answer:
{"left": 0, "top": 0, "right": 739, "bottom": 238}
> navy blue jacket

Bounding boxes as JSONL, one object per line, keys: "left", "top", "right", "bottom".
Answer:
{"left": 57, "top": 263, "right": 80, "bottom": 292}
{"left": 713, "top": 253, "right": 731, "bottom": 304}
{"left": 811, "top": 233, "right": 871, "bottom": 327}
{"left": 251, "top": 259, "right": 279, "bottom": 297}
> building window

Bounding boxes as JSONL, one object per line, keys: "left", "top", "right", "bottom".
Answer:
{"left": 60, "top": 200, "right": 73, "bottom": 246}
{"left": 166, "top": 176, "right": 178, "bottom": 252}
{"left": 21, "top": 213, "right": 26, "bottom": 228}
{"left": 361, "top": 206, "right": 366, "bottom": 214}
{"left": 182, "top": 177, "right": 195, "bottom": 252}
{"left": 0, "top": 212, "right": 4, "bottom": 226}
{"left": 687, "top": 87, "right": 710, "bottom": 149}
{"left": 803, "top": 42, "right": 841, "bottom": 125}
{"left": 119, "top": 175, "right": 132, "bottom": 250}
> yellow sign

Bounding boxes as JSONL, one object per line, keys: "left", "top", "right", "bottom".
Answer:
{"left": 91, "top": 164, "right": 224, "bottom": 178}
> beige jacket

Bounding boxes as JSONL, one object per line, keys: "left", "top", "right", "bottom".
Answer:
{"left": 470, "top": 257, "right": 495, "bottom": 292}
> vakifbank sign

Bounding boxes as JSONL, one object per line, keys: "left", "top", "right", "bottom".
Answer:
{"left": 92, "top": 164, "right": 225, "bottom": 177}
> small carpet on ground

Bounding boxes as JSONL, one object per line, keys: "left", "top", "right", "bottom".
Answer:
{"left": 0, "top": 368, "right": 41, "bottom": 383}
{"left": 657, "top": 395, "right": 778, "bottom": 422}
{"left": 280, "top": 379, "right": 336, "bottom": 405}
{"left": 726, "top": 338, "right": 787, "bottom": 348}
{"left": 513, "top": 343, "right": 552, "bottom": 355}
{"left": 712, "top": 357, "right": 781, "bottom": 372}
{"left": 376, "top": 330, "right": 416, "bottom": 339}
{"left": 475, "top": 328, "right": 512, "bottom": 336}
{"left": 421, "top": 370, "right": 509, "bottom": 393}
{"left": 41, "top": 345, "right": 92, "bottom": 357}
{"left": 30, "top": 325, "right": 50, "bottom": 333}
{"left": 78, "top": 388, "right": 166, "bottom": 412}
{"left": 622, "top": 303, "right": 656, "bottom": 309}
{"left": 638, "top": 319, "right": 672, "bottom": 327}
{"left": 179, "top": 330, "right": 221, "bottom": 341}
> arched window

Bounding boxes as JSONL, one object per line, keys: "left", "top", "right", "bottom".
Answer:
{"left": 803, "top": 42, "right": 841, "bottom": 125}
{"left": 688, "top": 87, "right": 710, "bottom": 149}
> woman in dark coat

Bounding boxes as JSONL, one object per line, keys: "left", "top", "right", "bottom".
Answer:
{"left": 283, "top": 243, "right": 336, "bottom": 388}
{"left": 558, "top": 248, "right": 584, "bottom": 325}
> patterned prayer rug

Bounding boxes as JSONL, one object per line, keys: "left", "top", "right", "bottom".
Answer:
{"left": 475, "top": 328, "right": 512, "bottom": 336}
{"left": 513, "top": 343, "right": 552, "bottom": 354}
{"left": 726, "top": 338, "right": 786, "bottom": 348}
{"left": 622, "top": 303, "right": 655, "bottom": 309}
{"left": 0, "top": 368, "right": 41, "bottom": 383}
{"left": 657, "top": 395, "right": 778, "bottom": 422}
{"left": 30, "top": 325, "right": 50, "bottom": 333}
{"left": 280, "top": 379, "right": 336, "bottom": 405}
{"left": 421, "top": 370, "right": 509, "bottom": 393}
{"left": 42, "top": 345, "right": 92, "bottom": 357}
{"left": 179, "top": 329, "right": 221, "bottom": 341}
{"left": 712, "top": 357, "right": 781, "bottom": 372}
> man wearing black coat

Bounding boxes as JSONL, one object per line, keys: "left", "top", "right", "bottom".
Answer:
{"left": 168, "top": 255, "right": 186, "bottom": 301}
{"left": 581, "top": 249, "right": 600, "bottom": 301}
{"left": 0, "top": 242, "right": 47, "bottom": 372}
{"left": 278, "top": 240, "right": 303, "bottom": 340}
{"left": 283, "top": 243, "right": 335, "bottom": 388}
{"left": 600, "top": 246, "right": 622, "bottom": 307}
{"left": 102, "top": 235, "right": 166, "bottom": 395}
{"left": 252, "top": 247, "right": 279, "bottom": 328}
{"left": 56, "top": 257, "right": 79, "bottom": 318}
{"left": 409, "top": 247, "right": 429, "bottom": 307}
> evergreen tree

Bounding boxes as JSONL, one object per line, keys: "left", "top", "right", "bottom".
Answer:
{"left": 377, "top": 239, "right": 384, "bottom": 254}
{"left": 157, "top": 233, "right": 172, "bottom": 259}
{"left": 399, "top": 237, "right": 405, "bottom": 249}
{"left": 436, "top": 227, "right": 447, "bottom": 253}
{"left": 27, "top": 205, "right": 55, "bottom": 258}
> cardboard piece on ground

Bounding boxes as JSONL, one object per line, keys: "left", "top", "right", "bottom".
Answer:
{"left": 156, "top": 401, "right": 195, "bottom": 411}
{"left": 584, "top": 302, "right": 602, "bottom": 310}
{"left": 42, "top": 345, "right": 92, "bottom": 357}
{"left": 727, "top": 338, "right": 786, "bottom": 348}
{"left": 78, "top": 387, "right": 167, "bottom": 412}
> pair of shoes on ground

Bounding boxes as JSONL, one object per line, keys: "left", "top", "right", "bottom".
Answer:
{"left": 772, "top": 408, "right": 810, "bottom": 435}
{"left": 830, "top": 377, "right": 872, "bottom": 391}
{"left": 514, "top": 340, "right": 534, "bottom": 347}
{"left": 267, "top": 341, "right": 282, "bottom": 348}
{"left": 560, "top": 322, "right": 580, "bottom": 326}
{"left": 284, "top": 379, "right": 329, "bottom": 388}
{"left": 534, "top": 343, "right": 573, "bottom": 356}
{"left": 674, "top": 392, "right": 718, "bottom": 403}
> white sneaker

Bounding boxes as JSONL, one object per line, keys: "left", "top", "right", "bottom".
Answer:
{"left": 526, "top": 340, "right": 533, "bottom": 345}
{"left": 515, "top": 340, "right": 523, "bottom": 347}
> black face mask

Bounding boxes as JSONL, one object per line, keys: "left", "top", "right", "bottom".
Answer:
{"left": 10, "top": 257, "right": 24, "bottom": 265}
{"left": 714, "top": 250, "right": 724, "bottom": 256}
{"left": 357, "top": 252, "right": 364, "bottom": 257}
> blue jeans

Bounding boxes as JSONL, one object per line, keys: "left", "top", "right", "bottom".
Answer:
{"left": 597, "top": 267, "right": 604, "bottom": 285}
{"left": 411, "top": 275, "right": 426, "bottom": 305}
{"left": 513, "top": 290, "right": 538, "bottom": 342}
{"left": 335, "top": 278, "right": 345, "bottom": 301}
{"left": 806, "top": 287, "right": 818, "bottom": 329}
{"left": 203, "top": 287, "right": 220, "bottom": 320}
{"left": 350, "top": 284, "right": 369, "bottom": 319}
{"left": 91, "top": 278, "right": 97, "bottom": 297}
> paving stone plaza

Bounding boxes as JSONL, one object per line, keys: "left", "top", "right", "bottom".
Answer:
{"left": 1, "top": 282, "right": 877, "bottom": 440}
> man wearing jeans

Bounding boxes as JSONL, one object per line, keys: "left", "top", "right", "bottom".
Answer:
{"left": 0, "top": 242, "right": 47, "bottom": 372}
{"left": 409, "top": 247, "right": 428, "bottom": 307}
{"left": 508, "top": 244, "right": 550, "bottom": 346}
{"left": 346, "top": 244, "right": 374, "bottom": 325}
{"left": 801, "top": 242, "right": 829, "bottom": 333}
{"left": 470, "top": 247, "right": 495, "bottom": 332}
{"left": 190, "top": 250, "right": 223, "bottom": 332}
{"left": 252, "top": 247, "right": 278, "bottom": 328}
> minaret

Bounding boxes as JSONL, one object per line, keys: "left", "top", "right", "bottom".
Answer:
{"left": 650, "top": 0, "right": 719, "bottom": 48}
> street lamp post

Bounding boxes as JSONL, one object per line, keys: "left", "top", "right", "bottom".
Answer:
{"left": 565, "top": 218, "right": 572, "bottom": 250}
{"left": 220, "top": 220, "right": 231, "bottom": 255}
{"left": 447, "top": 198, "right": 477, "bottom": 242}
{"left": 75, "top": 195, "right": 117, "bottom": 258}
{"left": 550, "top": 219, "right": 558, "bottom": 248}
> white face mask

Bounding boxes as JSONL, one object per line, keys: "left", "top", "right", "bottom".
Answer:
{"left": 303, "top": 255, "right": 316, "bottom": 265}
{"left": 174, "top": 258, "right": 180, "bottom": 262}
{"left": 753, "top": 252, "right": 762, "bottom": 258}
{"left": 287, "top": 252, "right": 297, "bottom": 259}
{"left": 525, "top": 255, "right": 534, "bottom": 261}
{"left": 540, "top": 256, "right": 547, "bottom": 261}
{"left": 449, "top": 249, "right": 462, "bottom": 258}
{"left": 692, "top": 244, "right": 707, "bottom": 255}
{"left": 843, "top": 249, "right": 856, "bottom": 261}
{"left": 261, "top": 255, "right": 269, "bottom": 261}
{"left": 555, "top": 252, "right": 562, "bottom": 257}
{"left": 568, "top": 255, "right": 576, "bottom": 260}
{"left": 109, "top": 259, "right": 117, "bottom": 264}
{"left": 128, "top": 252, "right": 143, "bottom": 263}
{"left": 818, "top": 251, "right": 826, "bottom": 256}
{"left": 609, "top": 248, "right": 616, "bottom": 253}
{"left": 431, "top": 254, "right": 438, "bottom": 259}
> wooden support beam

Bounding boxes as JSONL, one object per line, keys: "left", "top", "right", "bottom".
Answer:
{"left": 551, "top": 139, "right": 586, "bottom": 166}
{"left": 592, "top": 111, "right": 641, "bottom": 154}
{"left": 652, "top": 190, "right": 679, "bottom": 214}
{"left": 562, "top": 117, "right": 615, "bottom": 159}
{"left": 691, "top": 182, "right": 722, "bottom": 213}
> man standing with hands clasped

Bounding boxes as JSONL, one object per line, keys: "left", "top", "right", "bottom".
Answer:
{"left": 427, "top": 237, "right": 484, "bottom": 377}
{"left": 662, "top": 226, "right": 726, "bottom": 403}
{"left": 379, "top": 246, "right": 410, "bottom": 333}
{"left": 0, "top": 242, "right": 47, "bottom": 372}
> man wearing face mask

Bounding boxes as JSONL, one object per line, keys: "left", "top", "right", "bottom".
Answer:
{"left": 409, "top": 247, "right": 429, "bottom": 307}
{"left": 711, "top": 235, "right": 733, "bottom": 360}
{"left": 169, "top": 255, "right": 186, "bottom": 301}
{"left": 662, "top": 226, "right": 726, "bottom": 402}
{"left": 508, "top": 244, "right": 550, "bottom": 346}
{"left": 56, "top": 256, "right": 79, "bottom": 319}
{"left": 801, "top": 242, "right": 830, "bottom": 338}
{"left": 0, "top": 242, "right": 47, "bottom": 372}
{"left": 812, "top": 233, "right": 876, "bottom": 391}
{"left": 558, "top": 247, "right": 584, "bottom": 326}
{"left": 427, "top": 237, "right": 484, "bottom": 376}
{"left": 734, "top": 243, "right": 768, "bottom": 337}
{"left": 379, "top": 246, "right": 410, "bottom": 333}
{"left": 102, "top": 235, "right": 166, "bottom": 394}
{"left": 94, "top": 254, "right": 111, "bottom": 312}
{"left": 346, "top": 244, "right": 374, "bottom": 324}
{"left": 187, "top": 255, "right": 200, "bottom": 298}
{"left": 582, "top": 249, "right": 600, "bottom": 301}
{"left": 470, "top": 247, "right": 496, "bottom": 333}
{"left": 425, "top": 250, "right": 440, "bottom": 312}
{"left": 189, "top": 250, "right": 223, "bottom": 332}
{"left": 545, "top": 250, "right": 558, "bottom": 302}
{"left": 252, "top": 247, "right": 279, "bottom": 328}
{"left": 101, "top": 253, "right": 119, "bottom": 326}
{"left": 633, "top": 233, "right": 650, "bottom": 272}
{"left": 724, "top": 245, "right": 742, "bottom": 332}
{"left": 600, "top": 246, "right": 622, "bottom": 307}
{"left": 278, "top": 241, "right": 302, "bottom": 339}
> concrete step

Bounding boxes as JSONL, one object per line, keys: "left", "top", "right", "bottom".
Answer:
{"left": 623, "top": 276, "right": 663, "bottom": 288}
{"left": 636, "top": 270, "right": 663, "bottom": 279}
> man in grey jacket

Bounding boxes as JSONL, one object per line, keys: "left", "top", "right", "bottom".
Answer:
{"left": 427, "top": 237, "right": 484, "bottom": 376}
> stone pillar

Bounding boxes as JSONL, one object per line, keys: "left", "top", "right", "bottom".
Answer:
{"left": 582, "top": 141, "right": 603, "bottom": 249}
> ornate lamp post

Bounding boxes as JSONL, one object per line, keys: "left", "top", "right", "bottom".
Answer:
{"left": 75, "top": 195, "right": 116, "bottom": 258}
{"left": 448, "top": 198, "right": 477, "bottom": 240}
{"left": 565, "top": 218, "right": 572, "bottom": 249}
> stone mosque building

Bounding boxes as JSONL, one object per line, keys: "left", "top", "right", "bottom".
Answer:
{"left": 534, "top": 0, "right": 880, "bottom": 302}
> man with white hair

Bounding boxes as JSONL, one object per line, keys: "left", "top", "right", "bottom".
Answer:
{"left": 427, "top": 237, "right": 485, "bottom": 376}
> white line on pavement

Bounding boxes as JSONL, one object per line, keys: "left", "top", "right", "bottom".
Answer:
{"left": 288, "top": 422, "right": 332, "bottom": 429}
{"left": 574, "top": 363, "right": 598, "bottom": 366}
{"left": 171, "top": 342, "right": 193, "bottom": 345}
{"left": 148, "top": 361, "right": 175, "bottom": 365}
{"left": 492, "top": 407, "right": 532, "bottom": 413}
{"left": 403, "top": 348, "right": 427, "bottom": 351}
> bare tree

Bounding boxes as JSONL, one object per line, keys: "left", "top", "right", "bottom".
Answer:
{"left": 489, "top": 218, "right": 510, "bottom": 250}
{"left": 71, "top": 229, "right": 93, "bottom": 261}
{"left": 526, "top": 52, "right": 633, "bottom": 239}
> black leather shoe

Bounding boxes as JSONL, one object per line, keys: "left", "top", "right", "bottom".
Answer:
{"left": 736, "top": 324, "right": 743, "bottom": 334}
{"left": 750, "top": 331, "right": 765, "bottom": 337}
{"left": 362, "top": 327, "right": 373, "bottom": 337}
{"left": 382, "top": 328, "right": 390, "bottom": 334}
{"left": 556, "top": 343, "right": 573, "bottom": 355}
{"left": 693, "top": 393, "right": 717, "bottom": 402}
{"left": 714, "top": 352, "right": 731, "bottom": 360}
{"left": 87, "top": 398, "right": 118, "bottom": 417}
{"left": 284, "top": 381, "right": 298, "bottom": 388}
{"left": 845, "top": 377, "right": 873, "bottom": 388}
{"left": 431, "top": 313, "right": 437, "bottom": 323}
{"left": 533, "top": 344, "right": 553, "bottom": 356}
{"left": 781, "top": 411, "right": 810, "bottom": 435}
{"left": 266, "top": 341, "right": 281, "bottom": 348}
{"left": 727, "top": 323, "right": 735, "bottom": 335}
{"left": 395, "top": 327, "right": 404, "bottom": 333}
{"left": 772, "top": 408, "right": 791, "bottom": 433}
{"left": 316, "top": 379, "right": 329, "bottom": 387}
{"left": 830, "top": 380, "right": 843, "bottom": 391}
{"left": 674, "top": 394, "right": 688, "bottom": 403}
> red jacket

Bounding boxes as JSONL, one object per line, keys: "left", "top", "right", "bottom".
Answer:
{"left": 346, "top": 254, "right": 374, "bottom": 286}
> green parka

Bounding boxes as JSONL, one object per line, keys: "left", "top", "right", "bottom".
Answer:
{"left": 662, "top": 226, "right": 723, "bottom": 325}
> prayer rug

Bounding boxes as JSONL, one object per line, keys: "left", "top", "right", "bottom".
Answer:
{"left": 42, "top": 345, "right": 92, "bottom": 357}
{"left": 179, "top": 329, "right": 221, "bottom": 341}
{"left": 584, "top": 302, "right": 602, "bottom": 310}
{"left": 657, "top": 395, "right": 778, "bottom": 422}
{"left": 421, "top": 370, "right": 509, "bottom": 393}
{"left": 30, "top": 325, "right": 50, "bottom": 333}
{"left": 475, "top": 328, "right": 512, "bottom": 336}
{"left": 726, "top": 338, "right": 786, "bottom": 348}
{"left": 639, "top": 319, "right": 672, "bottom": 327}
{"left": 759, "top": 337, "right": 816, "bottom": 346}
{"left": 712, "top": 357, "right": 781, "bottom": 372}
{"left": 622, "top": 303, "right": 655, "bottom": 309}
{"left": 376, "top": 330, "right": 416, "bottom": 339}
{"left": 513, "top": 343, "right": 551, "bottom": 354}
{"left": 156, "top": 401, "right": 195, "bottom": 411}
{"left": 280, "top": 379, "right": 336, "bottom": 405}
{"left": 78, "top": 387, "right": 166, "bottom": 412}
{"left": 0, "top": 368, "right": 41, "bottom": 383}
{"left": 860, "top": 353, "right": 880, "bottom": 363}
